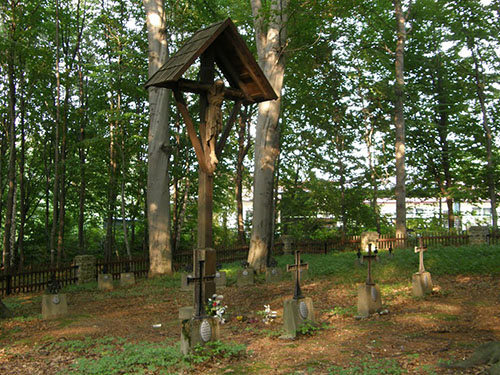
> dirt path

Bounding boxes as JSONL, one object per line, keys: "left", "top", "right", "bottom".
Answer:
{"left": 1, "top": 274, "right": 499, "bottom": 374}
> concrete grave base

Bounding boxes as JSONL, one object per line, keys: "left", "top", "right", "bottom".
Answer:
{"left": 180, "top": 314, "right": 220, "bottom": 355}
{"left": 266, "top": 267, "right": 282, "bottom": 283}
{"left": 282, "top": 297, "right": 315, "bottom": 339}
{"left": 357, "top": 284, "right": 382, "bottom": 317}
{"left": 215, "top": 271, "right": 226, "bottom": 289}
{"left": 98, "top": 274, "right": 114, "bottom": 291}
{"left": 237, "top": 268, "right": 254, "bottom": 287}
{"left": 412, "top": 272, "right": 433, "bottom": 297}
{"left": 119, "top": 272, "right": 135, "bottom": 287}
{"left": 180, "top": 273, "right": 194, "bottom": 291}
{"left": 42, "top": 294, "right": 68, "bottom": 319}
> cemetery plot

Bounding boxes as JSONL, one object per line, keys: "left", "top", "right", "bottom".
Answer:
{"left": 1, "top": 249, "right": 500, "bottom": 374}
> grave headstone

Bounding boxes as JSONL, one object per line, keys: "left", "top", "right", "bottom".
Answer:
{"left": 42, "top": 275, "right": 68, "bottom": 319}
{"left": 237, "top": 261, "right": 254, "bottom": 286}
{"left": 469, "top": 226, "right": 489, "bottom": 245}
{"left": 179, "top": 259, "right": 220, "bottom": 355}
{"left": 266, "top": 267, "right": 282, "bottom": 283}
{"left": 120, "top": 272, "right": 135, "bottom": 287}
{"left": 98, "top": 265, "right": 114, "bottom": 291}
{"left": 181, "top": 273, "right": 194, "bottom": 291}
{"left": 215, "top": 270, "right": 227, "bottom": 289}
{"left": 281, "top": 235, "right": 294, "bottom": 254}
{"left": 357, "top": 244, "right": 382, "bottom": 317}
{"left": 360, "top": 231, "right": 379, "bottom": 252}
{"left": 412, "top": 237, "right": 433, "bottom": 297}
{"left": 73, "top": 255, "right": 96, "bottom": 284}
{"left": 283, "top": 251, "right": 315, "bottom": 338}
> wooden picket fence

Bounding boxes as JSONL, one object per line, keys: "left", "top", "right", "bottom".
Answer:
{"left": 95, "top": 258, "right": 149, "bottom": 280}
{"left": 1, "top": 229, "right": 497, "bottom": 296}
{"left": 0, "top": 264, "right": 78, "bottom": 296}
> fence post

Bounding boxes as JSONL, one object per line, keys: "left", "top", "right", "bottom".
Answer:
{"left": 6, "top": 273, "right": 12, "bottom": 296}
{"left": 74, "top": 255, "right": 96, "bottom": 284}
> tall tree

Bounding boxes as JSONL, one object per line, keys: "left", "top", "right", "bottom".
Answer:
{"left": 143, "top": 0, "right": 173, "bottom": 276}
{"left": 393, "top": 0, "right": 408, "bottom": 238}
{"left": 248, "top": 0, "right": 289, "bottom": 272}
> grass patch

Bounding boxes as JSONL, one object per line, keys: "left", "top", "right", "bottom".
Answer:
{"left": 327, "top": 356, "right": 407, "bottom": 374}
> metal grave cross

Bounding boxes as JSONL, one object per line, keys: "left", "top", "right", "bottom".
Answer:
{"left": 286, "top": 251, "right": 309, "bottom": 300}
{"left": 363, "top": 244, "right": 377, "bottom": 285}
{"left": 414, "top": 237, "right": 427, "bottom": 274}
{"left": 187, "top": 260, "right": 216, "bottom": 318}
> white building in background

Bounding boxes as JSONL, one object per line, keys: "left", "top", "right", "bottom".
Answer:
{"left": 376, "top": 198, "right": 497, "bottom": 229}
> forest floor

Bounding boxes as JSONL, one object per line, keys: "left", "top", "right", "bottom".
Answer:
{"left": 1, "top": 251, "right": 500, "bottom": 374}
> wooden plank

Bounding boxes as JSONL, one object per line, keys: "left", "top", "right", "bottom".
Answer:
{"left": 173, "top": 89, "right": 210, "bottom": 174}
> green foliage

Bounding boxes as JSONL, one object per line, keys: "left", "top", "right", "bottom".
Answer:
{"left": 327, "top": 356, "right": 407, "bottom": 375}
{"left": 186, "top": 340, "right": 247, "bottom": 364}
{"left": 297, "top": 320, "right": 331, "bottom": 336}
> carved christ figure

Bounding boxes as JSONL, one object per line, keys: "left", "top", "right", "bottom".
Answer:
{"left": 206, "top": 79, "right": 225, "bottom": 167}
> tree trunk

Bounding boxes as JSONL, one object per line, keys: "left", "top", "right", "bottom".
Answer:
{"left": 248, "top": 0, "right": 289, "bottom": 273}
{"left": 144, "top": 0, "right": 172, "bottom": 276}
{"left": 236, "top": 110, "right": 251, "bottom": 245}
{"left": 470, "top": 47, "right": 497, "bottom": 234}
{"left": 3, "top": 17, "right": 17, "bottom": 272}
{"left": 394, "top": 0, "right": 407, "bottom": 239}
{"left": 78, "top": 64, "right": 87, "bottom": 254}
{"left": 17, "top": 70, "right": 26, "bottom": 270}
{"left": 50, "top": 0, "right": 61, "bottom": 266}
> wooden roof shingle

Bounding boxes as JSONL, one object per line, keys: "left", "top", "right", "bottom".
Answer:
{"left": 145, "top": 18, "right": 277, "bottom": 103}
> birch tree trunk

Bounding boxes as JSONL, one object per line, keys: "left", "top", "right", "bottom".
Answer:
{"left": 144, "top": 0, "right": 172, "bottom": 276}
{"left": 248, "top": 0, "right": 288, "bottom": 272}
{"left": 394, "top": 0, "right": 407, "bottom": 239}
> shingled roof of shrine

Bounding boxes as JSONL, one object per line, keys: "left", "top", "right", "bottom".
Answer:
{"left": 145, "top": 18, "right": 277, "bottom": 103}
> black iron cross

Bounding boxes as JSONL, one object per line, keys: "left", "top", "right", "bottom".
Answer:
{"left": 363, "top": 244, "right": 377, "bottom": 285}
{"left": 187, "top": 260, "right": 216, "bottom": 317}
{"left": 287, "top": 251, "right": 309, "bottom": 300}
{"left": 414, "top": 237, "right": 427, "bottom": 273}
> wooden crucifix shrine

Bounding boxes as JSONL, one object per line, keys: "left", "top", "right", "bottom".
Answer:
{"left": 146, "top": 18, "right": 276, "bottom": 301}
{"left": 286, "top": 251, "right": 309, "bottom": 299}
{"left": 412, "top": 236, "right": 433, "bottom": 297}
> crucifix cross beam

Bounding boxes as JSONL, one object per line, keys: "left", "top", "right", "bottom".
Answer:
{"left": 187, "top": 260, "right": 216, "bottom": 318}
{"left": 363, "top": 243, "right": 377, "bottom": 285}
{"left": 414, "top": 237, "right": 427, "bottom": 274}
{"left": 287, "top": 251, "right": 309, "bottom": 300}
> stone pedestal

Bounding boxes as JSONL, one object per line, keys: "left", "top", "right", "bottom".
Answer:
{"left": 357, "top": 284, "right": 382, "bottom": 317}
{"left": 180, "top": 273, "right": 194, "bottom": 291}
{"left": 469, "top": 226, "right": 489, "bottom": 245}
{"left": 412, "top": 272, "right": 433, "bottom": 297}
{"left": 266, "top": 267, "right": 282, "bottom": 283}
{"left": 215, "top": 271, "right": 226, "bottom": 289}
{"left": 42, "top": 294, "right": 68, "bottom": 319}
{"left": 281, "top": 235, "right": 294, "bottom": 254}
{"left": 282, "top": 297, "right": 315, "bottom": 339}
{"left": 73, "top": 255, "right": 96, "bottom": 285}
{"left": 237, "top": 268, "right": 254, "bottom": 287}
{"left": 180, "top": 314, "right": 220, "bottom": 355}
{"left": 98, "top": 273, "right": 114, "bottom": 291}
{"left": 120, "top": 272, "right": 135, "bottom": 287}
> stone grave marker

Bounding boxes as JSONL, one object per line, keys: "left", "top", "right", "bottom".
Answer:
{"left": 281, "top": 235, "right": 294, "bottom": 254}
{"left": 357, "top": 244, "right": 382, "bottom": 317}
{"left": 283, "top": 251, "right": 315, "bottom": 339}
{"left": 361, "top": 231, "right": 379, "bottom": 252}
{"left": 412, "top": 237, "right": 433, "bottom": 297}
{"left": 180, "top": 264, "right": 194, "bottom": 291}
{"left": 42, "top": 274, "right": 68, "bottom": 319}
{"left": 237, "top": 261, "right": 254, "bottom": 287}
{"left": 180, "top": 259, "right": 220, "bottom": 355}
{"left": 266, "top": 258, "right": 282, "bottom": 283}
{"left": 98, "top": 265, "right": 114, "bottom": 291}
{"left": 120, "top": 263, "right": 135, "bottom": 287}
{"left": 469, "top": 226, "right": 489, "bottom": 245}
{"left": 215, "top": 264, "right": 226, "bottom": 289}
